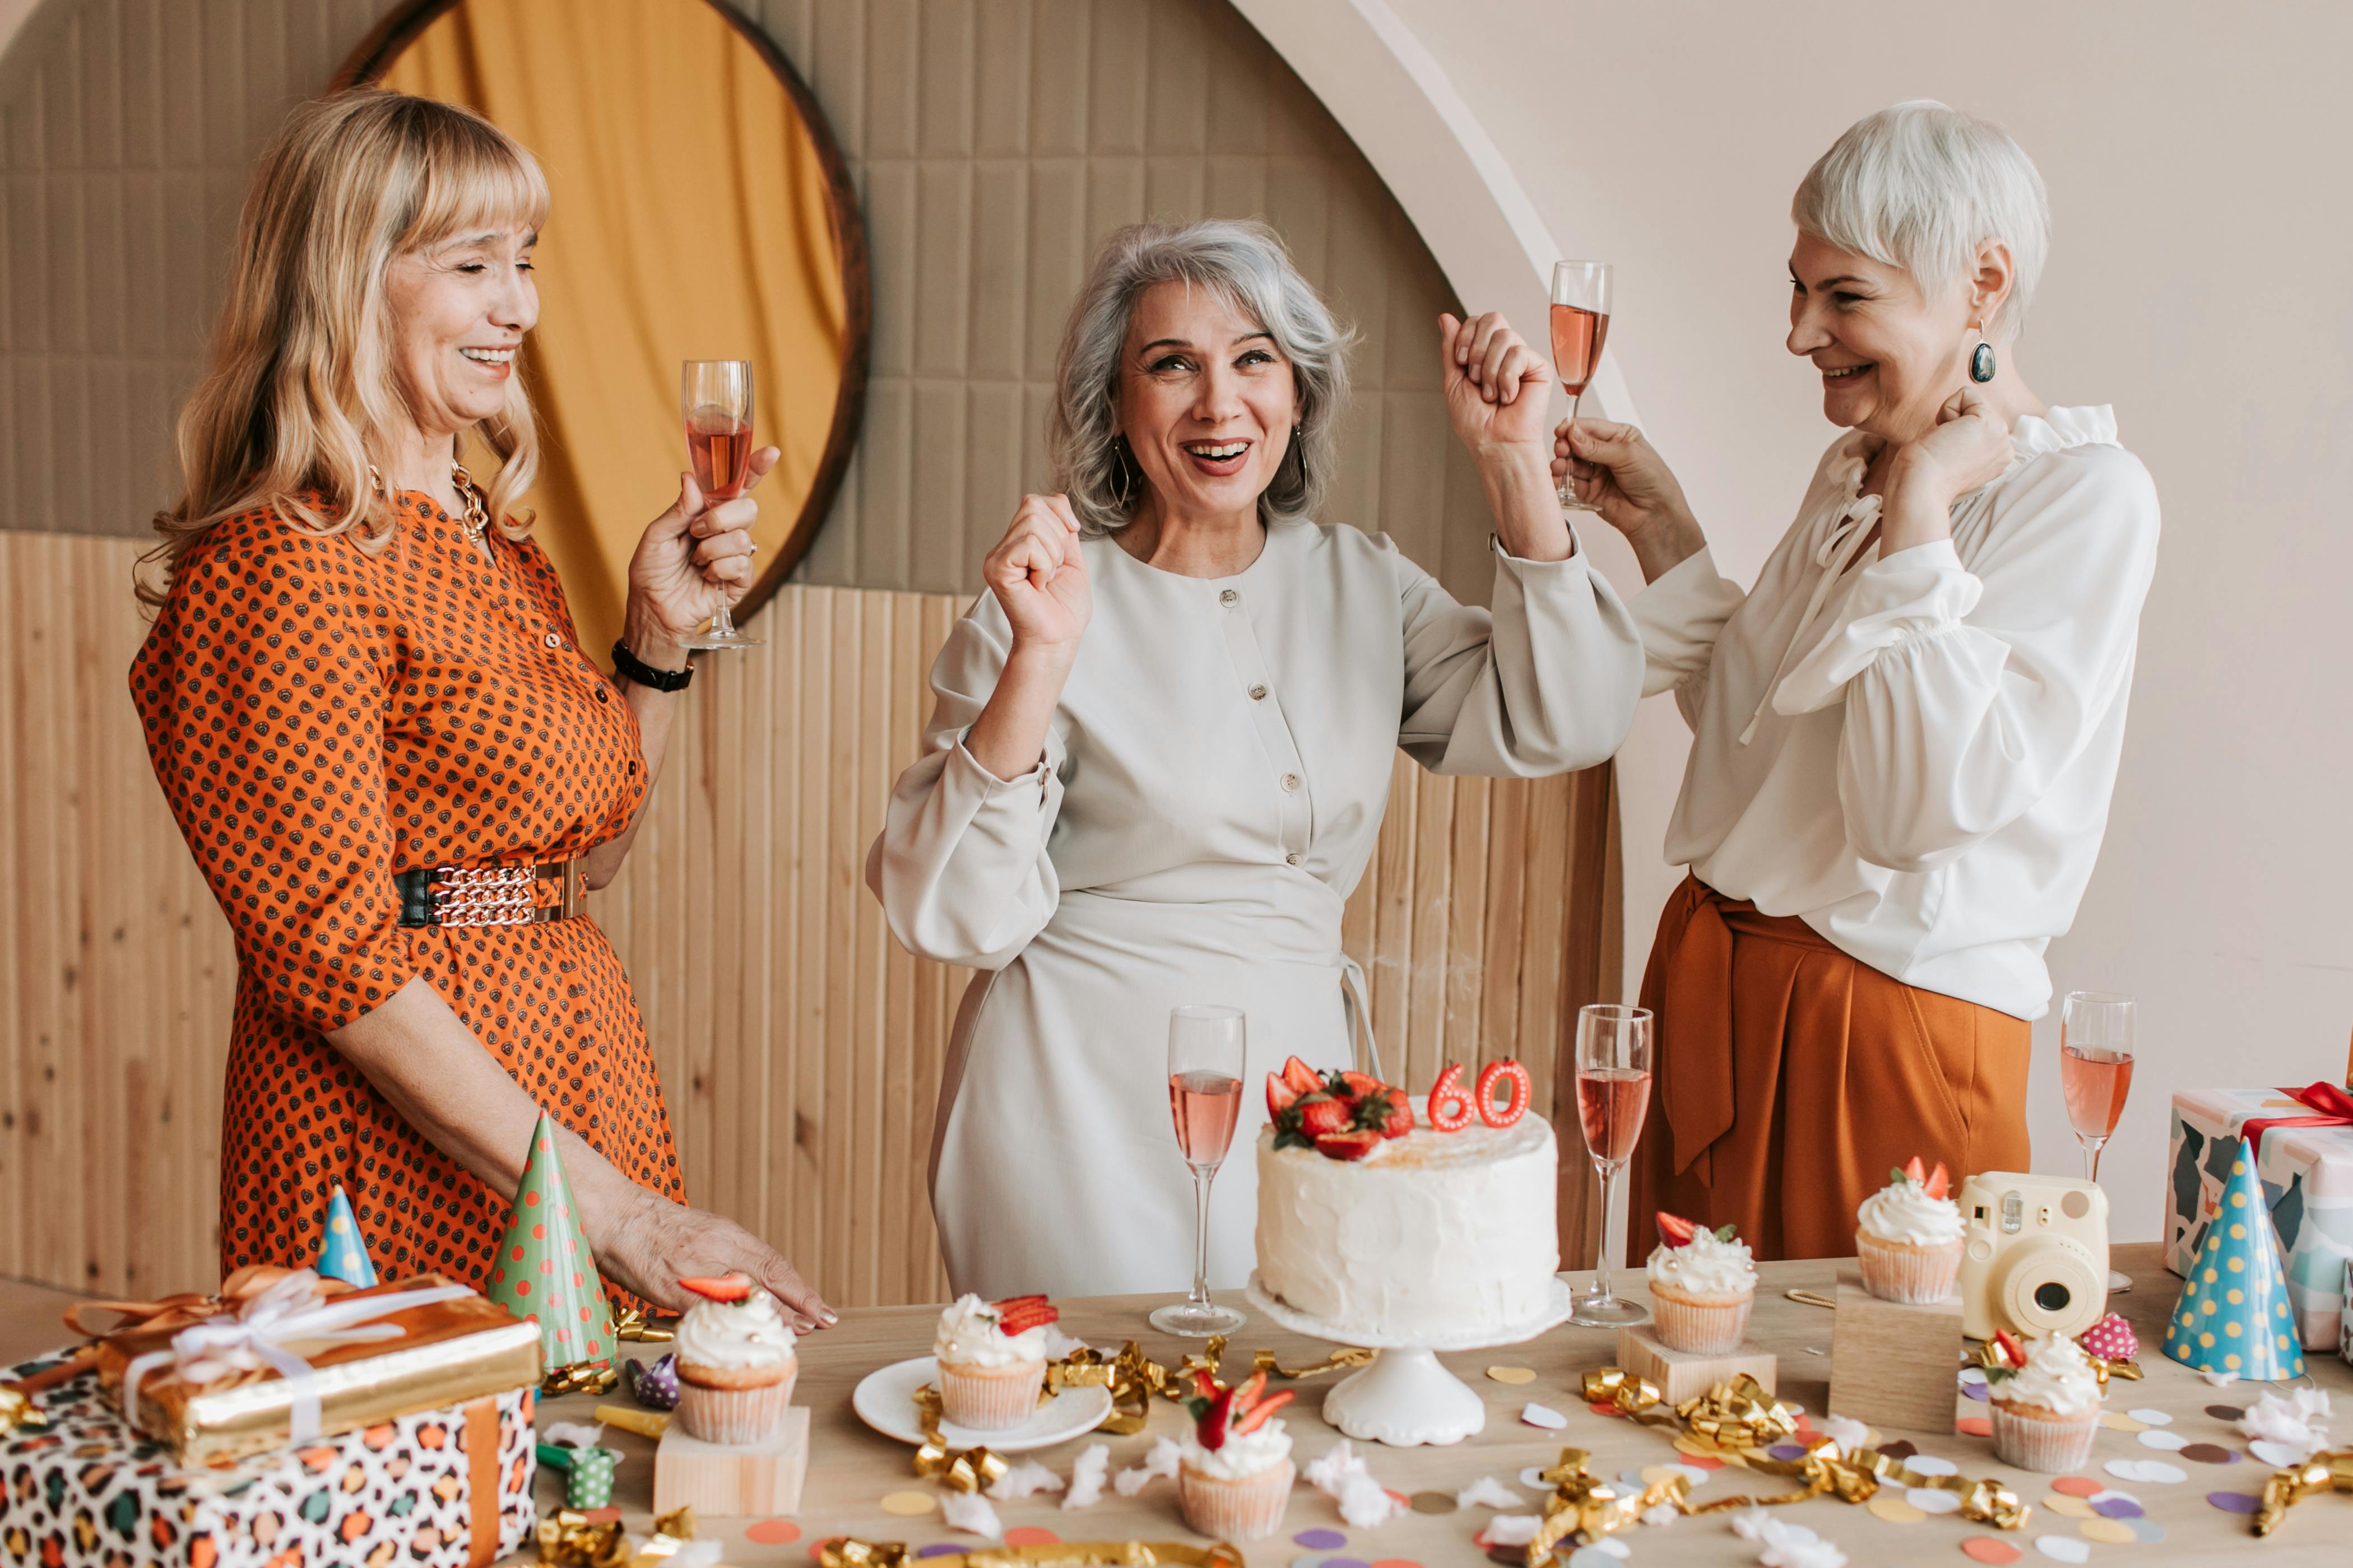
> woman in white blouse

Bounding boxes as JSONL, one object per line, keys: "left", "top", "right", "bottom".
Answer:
{"left": 870, "top": 220, "right": 1644, "bottom": 1299}
{"left": 1561, "top": 102, "right": 2160, "bottom": 1261}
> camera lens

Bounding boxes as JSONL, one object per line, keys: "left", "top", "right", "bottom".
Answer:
{"left": 2034, "top": 1281, "right": 2072, "bottom": 1313}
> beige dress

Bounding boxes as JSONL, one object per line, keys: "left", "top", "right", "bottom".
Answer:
{"left": 867, "top": 517, "right": 1643, "bottom": 1299}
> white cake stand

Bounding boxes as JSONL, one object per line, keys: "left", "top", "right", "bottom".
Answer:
{"left": 1243, "top": 1272, "right": 1575, "bottom": 1447}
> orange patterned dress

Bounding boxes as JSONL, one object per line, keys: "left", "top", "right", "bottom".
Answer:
{"left": 130, "top": 490, "right": 684, "bottom": 1294}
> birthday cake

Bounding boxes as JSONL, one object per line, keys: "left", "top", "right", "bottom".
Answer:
{"left": 1252, "top": 1057, "right": 1560, "bottom": 1341}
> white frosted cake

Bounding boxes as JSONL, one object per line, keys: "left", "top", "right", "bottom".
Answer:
{"left": 1253, "top": 1116, "right": 1560, "bottom": 1341}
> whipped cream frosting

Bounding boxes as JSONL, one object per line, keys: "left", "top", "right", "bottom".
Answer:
{"left": 1994, "top": 1333, "right": 2101, "bottom": 1416}
{"left": 934, "top": 1294, "right": 1050, "bottom": 1367}
{"left": 1857, "top": 1176, "right": 1964, "bottom": 1247}
{"left": 1646, "top": 1229, "right": 1757, "bottom": 1299}
{"left": 674, "top": 1289, "right": 796, "bottom": 1371}
{"left": 1180, "top": 1417, "right": 1292, "bottom": 1481}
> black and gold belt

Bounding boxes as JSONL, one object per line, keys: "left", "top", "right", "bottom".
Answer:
{"left": 395, "top": 862, "right": 584, "bottom": 928}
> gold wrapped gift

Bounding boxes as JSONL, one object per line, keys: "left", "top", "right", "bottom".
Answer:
{"left": 90, "top": 1271, "right": 542, "bottom": 1467}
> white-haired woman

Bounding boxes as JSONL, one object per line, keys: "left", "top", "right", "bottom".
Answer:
{"left": 870, "top": 220, "right": 1644, "bottom": 1299}
{"left": 1565, "top": 103, "right": 2160, "bottom": 1260}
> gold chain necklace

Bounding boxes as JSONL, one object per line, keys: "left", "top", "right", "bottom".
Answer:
{"left": 364, "top": 462, "right": 490, "bottom": 546}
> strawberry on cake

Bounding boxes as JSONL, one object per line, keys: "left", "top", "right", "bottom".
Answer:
{"left": 1254, "top": 1057, "right": 1558, "bottom": 1342}
{"left": 1177, "top": 1369, "right": 1296, "bottom": 1538}
{"left": 934, "top": 1294, "right": 1057, "bottom": 1430}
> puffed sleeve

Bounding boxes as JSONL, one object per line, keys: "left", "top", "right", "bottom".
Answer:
{"left": 1770, "top": 445, "right": 2161, "bottom": 873}
{"left": 1393, "top": 532, "right": 1644, "bottom": 776}
{"left": 1627, "top": 546, "right": 1747, "bottom": 727}
{"left": 128, "top": 529, "right": 417, "bottom": 1032}
{"left": 865, "top": 597, "right": 1066, "bottom": 969}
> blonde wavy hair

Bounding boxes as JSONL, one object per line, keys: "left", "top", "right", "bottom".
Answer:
{"left": 141, "top": 89, "right": 550, "bottom": 606}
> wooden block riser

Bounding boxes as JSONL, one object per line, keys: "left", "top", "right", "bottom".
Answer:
{"left": 1826, "top": 1271, "right": 1967, "bottom": 1434}
{"left": 653, "top": 1406, "right": 810, "bottom": 1517}
{"left": 1617, "top": 1324, "right": 1777, "bottom": 1407}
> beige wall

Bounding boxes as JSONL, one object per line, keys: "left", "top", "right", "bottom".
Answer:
{"left": 1386, "top": 0, "right": 2353, "bottom": 1241}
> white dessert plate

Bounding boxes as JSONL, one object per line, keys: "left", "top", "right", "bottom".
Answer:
{"left": 850, "top": 1356, "right": 1113, "bottom": 1453}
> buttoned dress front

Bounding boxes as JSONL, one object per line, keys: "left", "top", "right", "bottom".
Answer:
{"left": 870, "top": 517, "right": 1644, "bottom": 1300}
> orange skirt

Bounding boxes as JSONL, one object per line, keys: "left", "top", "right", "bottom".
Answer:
{"left": 1625, "top": 874, "right": 2030, "bottom": 1263}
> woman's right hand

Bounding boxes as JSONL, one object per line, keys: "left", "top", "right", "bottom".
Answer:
{"left": 592, "top": 1187, "right": 837, "bottom": 1332}
{"left": 984, "top": 494, "right": 1092, "bottom": 654}
{"left": 1552, "top": 417, "right": 1695, "bottom": 539}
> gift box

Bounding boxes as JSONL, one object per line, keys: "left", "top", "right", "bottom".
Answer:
{"left": 0, "top": 1351, "right": 536, "bottom": 1568}
{"left": 88, "top": 1269, "right": 543, "bottom": 1467}
{"left": 2165, "top": 1086, "right": 2353, "bottom": 1352}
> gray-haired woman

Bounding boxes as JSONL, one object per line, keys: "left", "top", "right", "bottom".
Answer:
{"left": 868, "top": 220, "right": 1644, "bottom": 1299}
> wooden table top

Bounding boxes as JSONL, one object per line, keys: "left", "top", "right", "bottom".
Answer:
{"left": 2, "top": 1244, "right": 2345, "bottom": 1565}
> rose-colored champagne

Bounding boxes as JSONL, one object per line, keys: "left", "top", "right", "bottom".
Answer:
{"left": 685, "top": 406, "right": 755, "bottom": 499}
{"left": 2061, "top": 1045, "right": 2133, "bottom": 1141}
{"left": 1549, "top": 303, "right": 1611, "bottom": 396}
{"left": 1168, "top": 1069, "right": 1242, "bottom": 1169}
{"left": 1575, "top": 1066, "right": 1650, "bottom": 1166}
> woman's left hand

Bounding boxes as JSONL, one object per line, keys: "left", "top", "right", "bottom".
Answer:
{"left": 624, "top": 445, "right": 777, "bottom": 653}
{"left": 1440, "top": 312, "right": 1553, "bottom": 462}
{"left": 1883, "top": 385, "right": 2013, "bottom": 550}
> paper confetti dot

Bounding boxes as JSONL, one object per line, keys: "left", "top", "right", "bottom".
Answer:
{"left": 1409, "top": 1491, "right": 1458, "bottom": 1514}
{"left": 1320, "top": 1558, "right": 1370, "bottom": 1568}
{"left": 1566, "top": 1553, "right": 1620, "bottom": 1568}
{"left": 1520, "top": 1466, "right": 1553, "bottom": 1488}
{"left": 2179, "top": 1443, "right": 2238, "bottom": 1464}
{"left": 2207, "top": 1491, "right": 2264, "bottom": 1514}
{"left": 2247, "top": 1439, "right": 2305, "bottom": 1467}
{"left": 1669, "top": 1440, "right": 1728, "bottom": 1467}
{"left": 2090, "top": 1496, "right": 2143, "bottom": 1519}
{"left": 746, "top": 1520, "right": 802, "bottom": 1547}
{"left": 1370, "top": 1561, "right": 1427, "bottom": 1568}
{"left": 1953, "top": 1416, "right": 1992, "bottom": 1437}
{"left": 1293, "top": 1532, "right": 1348, "bottom": 1551}
{"left": 879, "top": 1492, "right": 937, "bottom": 1516}
{"left": 2048, "top": 1476, "right": 2103, "bottom": 1498}
{"left": 1909, "top": 1488, "right": 1964, "bottom": 1515}
{"left": 1589, "top": 1402, "right": 1626, "bottom": 1417}
{"left": 918, "top": 1548, "right": 962, "bottom": 1560}
{"left": 1867, "top": 1494, "right": 1925, "bottom": 1524}
{"left": 2099, "top": 1411, "right": 2148, "bottom": 1432}
{"left": 1878, "top": 1439, "right": 1920, "bottom": 1460}
{"left": 1486, "top": 1365, "right": 1535, "bottom": 1384}
{"left": 1590, "top": 1544, "right": 1631, "bottom": 1562}
{"left": 2077, "top": 1519, "right": 2138, "bottom": 1545}
{"left": 1962, "top": 1381, "right": 1989, "bottom": 1402}
{"left": 2127, "top": 1520, "right": 2166, "bottom": 1544}
{"left": 1907, "top": 1454, "right": 1960, "bottom": 1478}
{"left": 2137, "top": 1428, "right": 2189, "bottom": 1451}
{"left": 2204, "top": 1404, "right": 2246, "bottom": 1422}
{"left": 2040, "top": 1495, "right": 2095, "bottom": 1519}
{"left": 2127, "top": 1408, "right": 2172, "bottom": 1426}
{"left": 1767, "top": 1443, "right": 1808, "bottom": 1461}
{"left": 1958, "top": 1366, "right": 1988, "bottom": 1386}
{"left": 1003, "top": 1529, "right": 1060, "bottom": 1548}
{"left": 2031, "top": 1536, "right": 2091, "bottom": 1564}
{"left": 1961, "top": 1538, "right": 2024, "bottom": 1564}
{"left": 1520, "top": 1402, "right": 1568, "bottom": 1430}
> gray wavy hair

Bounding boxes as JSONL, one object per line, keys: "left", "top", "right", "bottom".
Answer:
{"left": 1049, "top": 219, "right": 1354, "bottom": 534}
{"left": 1793, "top": 100, "right": 2050, "bottom": 342}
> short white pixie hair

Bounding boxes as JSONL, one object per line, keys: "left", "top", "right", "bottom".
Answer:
{"left": 1792, "top": 100, "right": 2050, "bottom": 341}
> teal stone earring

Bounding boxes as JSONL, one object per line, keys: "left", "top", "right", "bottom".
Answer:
{"left": 1970, "top": 336, "right": 1997, "bottom": 384}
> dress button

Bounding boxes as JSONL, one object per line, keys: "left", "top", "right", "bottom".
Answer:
{"left": 543, "top": 632, "right": 563, "bottom": 649}
{"left": 595, "top": 686, "right": 610, "bottom": 704}
{"left": 1249, "top": 684, "right": 1268, "bottom": 701}
{"left": 1219, "top": 589, "right": 1239, "bottom": 607}
{"left": 1285, "top": 851, "right": 1302, "bottom": 866}
{"left": 1280, "top": 773, "right": 1300, "bottom": 793}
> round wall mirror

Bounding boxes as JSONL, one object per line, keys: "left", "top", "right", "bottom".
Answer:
{"left": 339, "top": 0, "right": 869, "bottom": 657}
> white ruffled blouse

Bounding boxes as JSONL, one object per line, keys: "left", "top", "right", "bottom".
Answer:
{"left": 1630, "top": 406, "right": 2161, "bottom": 1020}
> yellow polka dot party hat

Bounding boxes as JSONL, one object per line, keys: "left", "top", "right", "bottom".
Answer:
{"left": 2161, "top": 1136, "right": 2305, "bottom": 1379}
{"left": 486, "top": 1110, "right": 614, "bottom": 1374}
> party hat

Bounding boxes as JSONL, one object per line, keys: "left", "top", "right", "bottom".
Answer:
{"left": 486, "top": 1111, "right": 613, "bottom": 1372}
{"left": 314, "top": 1183, "right": 379, "bottom": 1287}
{"left": 2162, "top": 1137, "right": 2305, "bottom": 1380}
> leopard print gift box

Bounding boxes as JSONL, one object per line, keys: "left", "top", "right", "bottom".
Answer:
{"left": 0, "top": 1355, "right": 535, "bottom": 1568}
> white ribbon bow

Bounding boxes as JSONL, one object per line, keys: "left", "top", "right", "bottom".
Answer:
{"left": 122, "top": 1269, "right": 472, "bottom": 1443}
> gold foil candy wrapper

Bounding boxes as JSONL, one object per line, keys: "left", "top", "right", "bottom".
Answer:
{"left": 1676, "top": 1374, "right": 1798, "bottom": 1452}
{"left": 537, "top": 1509, "right": 630, "bottom": 1567}
{"left": 2255, "top": 1448, "right": 2353, "bottom": 1537}
{"left": 1250, "top": 1345, "right": 1375, "bottom": 1380}
{"left": 611, "top": 1306, "right": 676, "bottom": 1344}
{"left": 911, "top": 1384, "right": 1010, "bottom": 1492}
{"left": 1972, "top": 1337, "right": 2139, "bottom": 1392}
{"left": 544, "top": 1361, "right": 621, "bottom": 1397}
{"left": 1580, "top": 1367, "right": 1662, "bottom": 1416}
{"left": 626, "top": 1508, "right": 699, "bottom": 1566}
{"left": 1524, "top": 1448, "right": 1690, "bottom": 1561}
{"left": 821, "top": 1539, "right": 1243, "bottom": 1568}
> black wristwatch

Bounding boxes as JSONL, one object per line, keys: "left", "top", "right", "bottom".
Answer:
{"left": 611, "top": 639, "right": 693, "bottom": 692}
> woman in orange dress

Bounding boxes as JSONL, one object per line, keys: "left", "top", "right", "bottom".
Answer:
{"left": 130, "top": 89, "right": 832, "bottom": 1327}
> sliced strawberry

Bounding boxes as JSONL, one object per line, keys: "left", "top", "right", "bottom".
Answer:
{"left": 1280, "top": 1056, "right": 1323, "bottom": 1096}
{"left": 1924, "top": 1161, "right": 1953, "bottom": 1201}
{"left": 1231, "top": 1386, "right": 1294, "bottom": 1435}
{"left": 1993, "top": 1329, "right": 2027, "bottom": 1369}
{"left": 1314, "top": 1129, "right": 1382, "bottom": 1161}
{"left": 1370, "top": 1088, "right": 1414, "bottom": 1139}
{"left": 1266, "top": 1072, "right": 1301, "bottom": 1119}
{"left": 1195, "top": 1385, "right": 1237, "bottom": 1449}
{"left": 990, "top": 1294, "right": 1048, "bottom": 1311}
{"left": 1297, "top": 1095, "right": 1354, "bottom": 1138}
{"left": 995, "top": 1302, "right": 1060, "bottom": 1335}
{"left": 1227, "top": 1369, "right": 1270, "bottom": 1415}
{"left": 676, "top": 1272, "right": 754, "bottom": 1303}
{"left": 1192, "top": 1369, "right": 1220, "bottom": 1401}
{"left": 1904, "top": 1155, "right": 1927, "bottom": 1186}
{"left": 1339, "top": 1071, "right": 1387, "bottom": 1102}
{"left": 1655, "top": 1212, "right": 1698, "bottom": 1249}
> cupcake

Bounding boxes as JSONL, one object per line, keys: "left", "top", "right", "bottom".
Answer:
{"left": 1177, "top": 1370, "right": 1296, "bottom": 1539}
{"left": 1647, "top": 1213, "right": 1758, "bottom": 1353}
{"left": 1856, "top": 1157, "right": 1965, "bottom": 1304}
{"left": 1985, "top": 1332, "right": 2102, "bottom": 1472}
{"left": 934, "top": 1294, "right": 1055, "bottom": 1431}
{"left": 671, "top": 1274, "right": 797, "bottom": 1444}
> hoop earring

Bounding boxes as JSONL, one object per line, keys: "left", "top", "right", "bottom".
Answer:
{"left": 1969, "top": 335, "right": 1997, "bottom": 384}
{"left": 1110, "top": 434, "right": 1140, "bottom": 504}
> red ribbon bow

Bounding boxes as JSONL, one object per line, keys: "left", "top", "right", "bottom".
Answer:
{"left": 2239, "top": 1081, "right": 2353, "bottom": 1158}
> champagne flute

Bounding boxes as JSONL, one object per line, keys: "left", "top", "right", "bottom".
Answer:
{"left": 1549, "top": 261, "right": 1614, "bottom": 513}
{"left": 677, "top": 359, "right": 764, "bottom": 650}
{"left": 1150, "top": 1005, "right": 1249, "bottom": 1336}
{"left": 1570, "top": 1003, "right": 1653, "bottom": 1327}
{"left": 2060, "top": 989, "right": 2136, "bottom": 1293}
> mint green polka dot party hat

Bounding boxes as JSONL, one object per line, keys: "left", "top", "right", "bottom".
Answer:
{"left": 314, "top": 1182, "right": 379, "bottom": 1288}
{"left": 2161, "top": 1136, "right": 2305, "bottom": 1380}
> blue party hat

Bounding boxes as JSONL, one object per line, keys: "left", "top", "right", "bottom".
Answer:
{"left": 315, "top": 1183, "right": 379, "bottom": 1288}
{"left": 2162, "top": 1137, "right": 2304, "bottom": 1380}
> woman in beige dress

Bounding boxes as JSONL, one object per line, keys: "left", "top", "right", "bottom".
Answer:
{"left": 868, "top": 220, "right": 1645, "bottom": 1299}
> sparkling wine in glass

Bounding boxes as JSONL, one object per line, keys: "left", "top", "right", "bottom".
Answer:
{"left": 1570, "top": 1003, "right": 1653, "bottom": 1327}
{"left": 1150, "top": 1006, "right": 1249, "bottom": 1336}
{"left": 677, "top": 359, "right": 763, "bottom": 650}
{"left": 1549, "top": 260, "right": 1613, "bottom": 513}
{"left": 2061, "top": 989, "right": 2135, "bottom": 1294}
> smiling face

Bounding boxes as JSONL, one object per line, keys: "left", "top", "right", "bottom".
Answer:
{"left": 1115, "top": 280, "right": 1299, "bottom": 529}
{"left": 383, "top": 224, "right": 540, "bottom": 443}
{"left": 1786, "top": 231, "right": 1985, "bottom": 444}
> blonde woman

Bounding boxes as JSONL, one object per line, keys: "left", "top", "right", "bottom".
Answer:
{"left": 131, "top": 90, "right": 832, "bottom": 1325}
